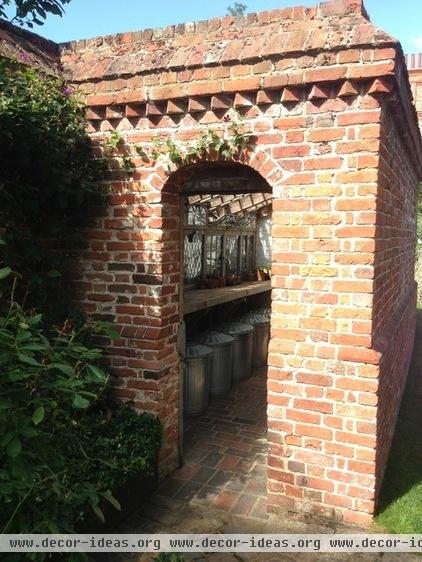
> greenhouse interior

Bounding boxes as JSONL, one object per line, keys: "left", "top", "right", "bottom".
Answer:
{"left": 180, "top": 164, "right": 273, "bottom": 432}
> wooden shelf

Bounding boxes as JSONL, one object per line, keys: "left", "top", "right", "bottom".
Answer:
{"left": 183, "top": 280, "right": 271, "bottom": 315}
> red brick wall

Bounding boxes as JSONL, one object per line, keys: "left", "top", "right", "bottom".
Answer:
{"left": 73, "top": 78, "right": 418, "bottom": 526}
{"left": 4, "top": 0, "right": 421, "bottom": 526}
{"left": 65, "top": 27, "right": 422, "bottom": 528}
{"left": 266, "top": 97, "right": 381, "bottom": 526}
{"left": 372, "top": 104, "right": 419, "bottom": 497}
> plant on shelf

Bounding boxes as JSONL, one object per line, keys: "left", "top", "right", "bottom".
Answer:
{"left": 256, "top": 262, "right": 271, "bottom": 281}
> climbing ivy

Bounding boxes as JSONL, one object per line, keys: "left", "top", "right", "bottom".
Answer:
{"left": 149, "top": 117, "right": 254, "bottom": 169}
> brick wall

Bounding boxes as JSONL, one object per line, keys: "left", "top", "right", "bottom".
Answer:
{"left": 2, "top": 0, "right": 422, "bottom": 526}
{"left": 373, "top": 103, "right": 419, "bottom": 497}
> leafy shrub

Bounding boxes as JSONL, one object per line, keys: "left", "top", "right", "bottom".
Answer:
{"left": 0, "top": 302, "right": 110, "bottom": 534}
{"left": 71, "top": 405, "right": 162, "bottom": 494}
{"left": 0, "top": 300, "right": 161, "bottom": 548}
{"left": 0, "top": 57, "right": 105, "bottom": 321}
{"left": 0, "top": 49, "right": 162, "bottom": 560}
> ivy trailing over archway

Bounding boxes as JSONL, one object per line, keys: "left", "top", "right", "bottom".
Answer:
{"left": 149, "top": 117, "right": 255, "bottom": 168}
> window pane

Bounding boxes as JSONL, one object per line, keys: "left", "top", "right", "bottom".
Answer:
{"left": 205, "top": 235, "right": 223, "bottom": 277}
{"left": 248, "top": 235, "right": 255, "bottom": 272}
{"left": 184, "top": 232, "right": 203, "bottom": 282}
{"left": 226, "top": 236, "right": 239, "bottom": 274}
{"left": 240, "top": 236, "right": 248, "bottom": 272}
{"left": 185, "top": 204, "right": 207, "bottom": 226}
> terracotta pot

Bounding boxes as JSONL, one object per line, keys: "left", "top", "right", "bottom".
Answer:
{"left": 207, "top": 278, "right": 219, "bottom": 289}
{"left": 256, "top": 268, "right": 267, "bottom": 281}
{"left": 225, "top": 275, "right": 235, "bottom": 286}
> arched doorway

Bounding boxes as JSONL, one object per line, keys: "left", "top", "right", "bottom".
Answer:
{"left": 161, "top": 160, "right": 275, "bottom": 516}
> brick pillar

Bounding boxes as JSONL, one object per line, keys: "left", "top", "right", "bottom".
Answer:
{"left": 266, "top": 99, "right": 384, "bottom": 526}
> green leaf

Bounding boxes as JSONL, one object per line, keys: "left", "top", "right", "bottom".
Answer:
{"left": 28, "top": 314, "right": 42, "bottom": 326}
{"left": 20, "top": 344, "right": 46, "bottom": 351}
{"left": 17, "top": 330, "right": 32, "bottom": 341}
{"left": 102, "top": 492, "right": 121, "bottom": 511}
{"left": 91, "top": 503, "right": 105, "bottom": 523}
{"left": 0, "top": 432, "right": 14, "bottom": 447}
{"left": 9, "top": 369, "right": 32, "bottom": 381}
{"left": 49, "top": 363, "right": 74, "bottom": 376}
{"left": 86, "top": 364, "right": 107, "bottom": 381}
{"left": 0, "top": 267, "right": 12, "bottom": 280}
{"left": 17, "top": 353, "right": 40, "bottom": 366}
{"left": 47, "top": 270, "right": 62, "bottom": 278}
{"left": 73, "top": 394, "right": 90, "bottom": 409}
{"left": 7, "top": 437, "right": 22, "bottom": 458}
{"left": 32, "top": 406, "right": 45, "bottom": 425}
{"left": 0, "top": 401, "right": 11, "bottom": 411}
{"left": 19, "top": 427, "right": 38, "bottom": 438}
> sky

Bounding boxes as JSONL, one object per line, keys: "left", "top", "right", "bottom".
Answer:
{"left": 9, "top": 0, "right": 422, "bottom": 55}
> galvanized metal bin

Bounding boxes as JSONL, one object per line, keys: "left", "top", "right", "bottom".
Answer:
{"left": 218, "top": 322, "right": 253, "bottom": 382}
{"left": 183, "top": 342, "right": 213, "bottom": 416}
{"left": 257, "top": 306, "right": 271, "bottom": 319}
{"left": 196, "top": 331, "right": 234, "bottom": 397}
{"left": 241, "top": 313, "right": 270, "bottom": 368}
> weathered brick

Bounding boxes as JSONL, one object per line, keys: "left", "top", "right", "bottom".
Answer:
{"left": 37, "top": 0, "right": 419, "bottom": 528}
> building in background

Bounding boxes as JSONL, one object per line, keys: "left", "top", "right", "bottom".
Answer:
{"left": 407, "top": 54, "right": 422, "bottom": 129}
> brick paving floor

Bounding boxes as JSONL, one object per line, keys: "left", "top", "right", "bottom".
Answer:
{"left": 111, "top": 367, "right": 366, "bottom": 562}
{"left": 156, "top": 367, "right": 268, "bottom": 521}
{"left": 108, "top": 327, "right": 422, "bottom": 561}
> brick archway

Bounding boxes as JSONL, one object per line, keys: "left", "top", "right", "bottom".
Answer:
{"left": 157, "top": 151, "right": 283, "bottom": 477}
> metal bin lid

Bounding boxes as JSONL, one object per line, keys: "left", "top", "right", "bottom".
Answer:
{"left": 257, "top": 307, "right": 271, "bottom": 318}
{"left": 186, "top": 342, "right": 213, "bottom": 358}
{"left": 241, "top": 312, "right": 270, "bottom": 326}
{"left": 217, "top": 322, "right": 253, "bottom": 336}
{"left": 196, "top": 330, "right": 234, "bottom": 346}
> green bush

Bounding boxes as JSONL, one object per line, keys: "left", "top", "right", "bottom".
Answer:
{"left": 0, "top": 52, "right": 162, "bottom": 561}
{"left": 0, "top": 300, "right": 161, "bottom": 545}
{"left": 0, "top": 57, "right": 105, "bottom": 321}
{"left": 0, "top": 302, "right": 107, "bottom": 534}
{"left": 71, "top": 405, "right": 162, "bottom": 493}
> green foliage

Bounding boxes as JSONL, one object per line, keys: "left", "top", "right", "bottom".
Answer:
{"left": 0, "top": 301, "right": 109, "bottom": 533}
{"left": 104, "top": 130, "right": 137, "bottom": 176}
{"left": 227, "top": 2, "right": 247, "bottom": 16}
{"left": 149, "top": 117, "right": 254, "bottom": 170}
{"left": 376, "top": 309, "right": 422, "bottom": 532}
{"left": 0, "top": 0, "right": 71, "bottom": 27}
{"left": 0, "top": 297, "right": 161, "bottom": 554}
{"left": 0, "top": 58, "right": 104, "bottom": 321}
{"left": 0, "top": 61, "right": 162, "bottom": 559}
{"left": 68, "top": 404, "right": 162, "bottom": 492}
